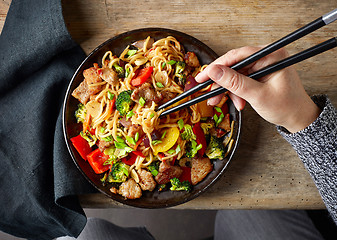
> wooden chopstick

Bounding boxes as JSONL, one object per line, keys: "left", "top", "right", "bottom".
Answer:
{"left": 159, "top": 37, "right": 337, "bottom": 117}
{"left": 157, "top": 8, "right": 337, "bottom": 115}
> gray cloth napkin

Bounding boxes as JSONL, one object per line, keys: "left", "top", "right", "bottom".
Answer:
{"left": 0, "top": 0, "right": 97, "bottom": 239}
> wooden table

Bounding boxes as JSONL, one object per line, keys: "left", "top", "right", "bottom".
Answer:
{"left": 2, "top": 0, "right": 336, "bottom": 209}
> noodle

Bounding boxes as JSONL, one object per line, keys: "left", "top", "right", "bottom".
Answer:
{"left": 71, "top": 36, "right": 235, "bottom": 199}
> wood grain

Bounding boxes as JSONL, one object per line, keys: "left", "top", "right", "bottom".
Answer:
{"left": 3, "top": 0, "right": 336, "bottom": 209}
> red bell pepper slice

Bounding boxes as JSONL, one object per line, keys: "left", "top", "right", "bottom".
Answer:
{"left": 192, "top": 122, "right": 207, "bottom": 157}
{"left": 122, "top": 152, "right": 138, "bottom": 166}
{"left": 179, "top": 166, "right": 191, "bottom": 184}
{"left": 132, "top": 150, "right": 145, "bottom": 158}
{"left": 86, "top": 149, "right": 110, "bottom": 174}
{"left": 130, "top": 66, "right": 153, "bottom": 86}
{"left": 70, "top": 134, "right": 92, "bottom": 161}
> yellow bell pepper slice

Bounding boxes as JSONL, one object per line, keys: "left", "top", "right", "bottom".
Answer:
{"left": 153, "top": 127, "right": 180, "bottom": 155}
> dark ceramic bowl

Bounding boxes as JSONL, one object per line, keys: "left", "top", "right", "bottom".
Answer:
{"left": 62, "top": 28, "right": 241, "bottom": 208}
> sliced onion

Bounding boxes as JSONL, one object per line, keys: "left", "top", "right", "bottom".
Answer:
{"left": 184, "top": 75, "right": 198, "bottom": 91}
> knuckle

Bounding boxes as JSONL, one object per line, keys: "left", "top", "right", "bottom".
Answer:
{"left": 226, "top": 71, "right": 243, "bottom": 93}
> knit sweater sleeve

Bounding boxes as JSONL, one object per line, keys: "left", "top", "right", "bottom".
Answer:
{"left": 277, "top": 95, "right": 337, "bottom": 223}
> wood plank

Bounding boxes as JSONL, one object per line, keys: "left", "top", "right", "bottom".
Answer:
{"left": 3, "top": 0, "right": 336, "bottom": 209}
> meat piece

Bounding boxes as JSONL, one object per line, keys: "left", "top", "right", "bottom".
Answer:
{"left": 155, "top": 160, "right": 183, "bottom": 184}
{"left": 72, "top": 80, "right": 90, "bottom": 104}
{"left": 128, "top": 124, "right": 143, "bottom": 138}
{"left": 132, "top": 37, "right": 154, "bottom": 49}
{"left": 100, "top": 67, "right": 119, "bottom": 85}
{"left": 184, "top": 52, "right": 200, "bottom": 68}
{"left": 98, "top": 140, "right": 113, "bottom": 152}
{"left": 218, "top": 113, "right": 231, "bottom": 132}
{"left": 131, "top": 82, "right": 162, "bottom": 106}
{"left": 191, "top": 157, "right": 213, "bottom": 185}
{"left": 83, "top": 67, "right": 104, "bottom": 95}
{"left": 110, "top": 187, "right": 118, "bottom": 194}
{"left": 159, "top": 91, "right": 177, "bottom": 105}
{"left": 137, "top": 169, "right": 156, "bottom": 191}
{"left": 118, "top": 178, "right": 142, "bottom": 199}
{"left": 119, "top": 117, "right": 132, "bottom": 128}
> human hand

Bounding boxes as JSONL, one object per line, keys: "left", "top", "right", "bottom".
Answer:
{"left": 195, "top": 46, "right": 321, "bottom": 133}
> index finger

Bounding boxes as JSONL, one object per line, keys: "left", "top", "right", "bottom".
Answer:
{"left": 195, "top": 46, "right": 262, "bottom": 83}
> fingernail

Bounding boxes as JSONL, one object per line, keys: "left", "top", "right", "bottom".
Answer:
{"left": 209, "top": 65, "right": 224, "bottom": 81}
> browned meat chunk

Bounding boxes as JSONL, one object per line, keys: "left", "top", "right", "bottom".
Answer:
{"left": 191, "top": 157, "right": 213, "bottom": 185}
{"left": 218, "top": 113, "right": 231, "bottom": 132}
{"left": 100, "top": 67, "right": 119, "bottom": 85}
{"left": 128, "top": 124, "right": 143, "bottom": 138}
{"left": 159, "top": 90, "right": 177, "bottom": 105}
{"left": 137, "top": 169, "right": 156, "bottom": 191}
{"left": 119, "top": 116, "right": 132, "bottom": 129}
{"left": 155, "top": 160, "right": 183, "bottom": 184}
{"left": 72, "top": 80, "right": 90, "bottom": 104}
{"left": 131, "top": 82, "right": 162, "bottom": 106}
{"left": 98, "top": 140, "right": 113, "bottom": 152}
{"left": 118, "top": 178, "right": 142, "bottom": 199}
{"left": 110, "top": 187, "right": 118, "bottom": 194}
{"left": 83, "top": 67, "right": 104, "bottom": 95}
{"left": 184, "top": 52, "right": 200, "bottom": 68}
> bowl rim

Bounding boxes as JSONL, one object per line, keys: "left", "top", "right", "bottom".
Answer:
{"left": 62, "top": 27, "right": 242, "bottom": 208}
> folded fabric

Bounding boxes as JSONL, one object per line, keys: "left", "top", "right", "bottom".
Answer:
{"left": 0, "top": 0, "right": 97, "bottom": 239}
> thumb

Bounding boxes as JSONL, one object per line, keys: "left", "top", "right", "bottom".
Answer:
{"left": 206, "top": 64, "right": 263, "bottom": 103}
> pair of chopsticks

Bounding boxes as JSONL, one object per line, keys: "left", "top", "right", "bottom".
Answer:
{"left": 158, "top": 8, "right": 337, "bottom": 117}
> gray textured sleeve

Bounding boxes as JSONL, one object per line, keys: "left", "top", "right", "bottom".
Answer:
{"left": 277, "top": 95, "right": 337, "bottom": 223}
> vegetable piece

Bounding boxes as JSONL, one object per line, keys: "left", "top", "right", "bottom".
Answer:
{"left": 116, "top": 90, "right": 133, "bottom": 116}
{"left": 192, "top": 122, "right": 207, "bottom": 157}
{"left": 170, "top": 177, "right": 191, "bottom": 191}
{"left": 152, "top": 127, "right": 180, "bottom": 155}
{"left": 130, "top": 66, "right": 153, "bottom": 86}
{"left": 70, "top": 134, "right": 92, "bottom": 161}
{"left": 179, "top": 166, "right": 192, "bottom": 184}
{"left": 75, "top": 103, "right": 87, "bottom": 123}
{"left": 132, "top": 150, "right": 145, "bottom": 158}
{"left": 108, "top": 162, "right": 130, "bottom": 183}
{"left": 83, "top": 113, "right": 91, "bottom": 133}
{"left": 184, "top": 75, "right": 198, "bottom": 92}
{"left": 139, "top": 97, "right": 145, "bottom": 107}
{"left": 122, "top": 152, "right": 137, "bottom": 166}
{"left": 113, "top": 62, "right": 125, "bottom": 78}
{"left": 147, "top": 161, "right": 160, "bottom": 176}
{"left": 87, "top": 149, "right": 111, "bottom": 174}
{"left": 104, "top": 96, "right": 116, "bottom": 120}
{"left": 175, "top": 61, "right": 186, "bottom": 85}
{"left": 80, "top": 130, "right": 97, "bottom": 147}
{"left": 180, "top": 124, "right": 196, "bottom": 141}
{"left": 186, "top": 140, "right": 202, "bottom": 158}
{"left": 197, "top": 100, "right": 214, "bottom": 118}
{"left": 205, "top": 135, "right": 226, "bottom": 160}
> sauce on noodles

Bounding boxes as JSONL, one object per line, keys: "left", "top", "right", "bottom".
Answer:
{"left": 70, "top": 36, "right": 235, "bottom": 199}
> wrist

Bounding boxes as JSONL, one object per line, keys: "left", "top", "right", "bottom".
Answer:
{"left": 282, "top": 98, "right": 321, "bottom": 133}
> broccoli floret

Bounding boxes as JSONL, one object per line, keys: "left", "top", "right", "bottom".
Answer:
{"left": 175, "top": 61, "right": 186, "bottom": 85}
{"left": 113, "top": 62, "right": 125, "bottom": 78}
{"left": 170, "top": 177, "right": 191, "bottom": 191}
{"left": 180, "top": 124, "right": 196, "bottom": 141}
{"left": 205, "top": 135, "right": 225, "bottom": 160}
{"left": 116, "top": 90, "right": 133, "bottom": 116}
{"left": 108, "top": 162, "right": 130, "bottom": 183}
{"left": 186, "top": 140, "right": 202, "bottom": 158}
{"left": 147, "top": 161, "right": 160, "bottom": 176}
{"left": 75, "top": 103, "right": 86, "bottom": 123}
{"left": 80, "top": 130, "right": 97, "bottom": 147}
